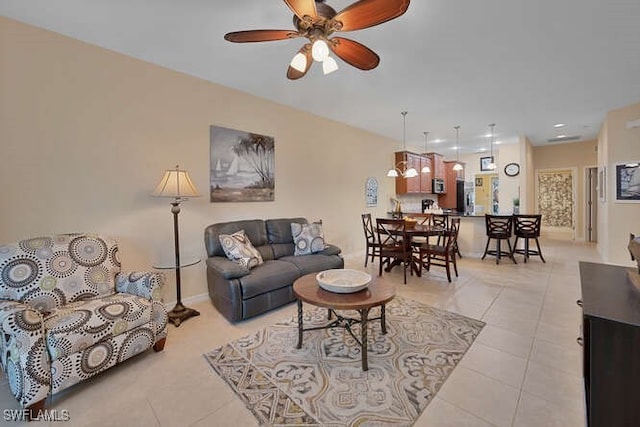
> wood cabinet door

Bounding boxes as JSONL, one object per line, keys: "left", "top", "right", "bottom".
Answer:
{"left": 420, "top": 157, "right": 432, "bottom": 193}
{"left": 406, "top": 153, "right": 421, "bottom": 193}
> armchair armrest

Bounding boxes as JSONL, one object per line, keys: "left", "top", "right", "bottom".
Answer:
{"left": 115, "top": 271, "right": 165, "bottom": 301}
{"left": 0, "top": 300, "right": 50, "bottom": 408}
{"left": 206, "top": 257, "right": 250, "bottom": 280}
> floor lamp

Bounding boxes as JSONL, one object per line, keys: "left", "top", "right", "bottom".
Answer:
{"left": 152, "top": 165, "right": 201, "bottom": 327}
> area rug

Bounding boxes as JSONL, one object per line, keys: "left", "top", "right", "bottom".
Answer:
{"left": 204, "top": 296, "right": 484, "bottom": 426}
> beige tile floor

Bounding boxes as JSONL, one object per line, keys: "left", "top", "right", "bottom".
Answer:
{"left": 0, "top": 238, "right": 598, "bottom": 426}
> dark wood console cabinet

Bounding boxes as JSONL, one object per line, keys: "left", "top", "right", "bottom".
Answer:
{"left": 579, "top": 261, "right": 640, "bottom": 427}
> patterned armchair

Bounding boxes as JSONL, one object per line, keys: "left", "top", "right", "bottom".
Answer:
{"left": 0, "top": 233, "right": 168, "bottom": 413}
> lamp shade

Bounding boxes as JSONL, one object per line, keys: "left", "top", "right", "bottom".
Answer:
{"left": 152, "top": 166, "right": 201, "bottom": 199}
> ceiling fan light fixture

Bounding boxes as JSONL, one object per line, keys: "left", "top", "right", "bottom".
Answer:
{"left": 311, "top": 39, "right": 330, "bottom": 62}
{"left": 322, "top": 56, "right": 339, "bottom": 74}
{"left": 387, "top": 168, "right": 400, "bottom": 178}
{"left": 453, "top": 163, "right": 464, "bottom": 171}
{"left": 290, "top": 52, "right": 307, "bottom": 72}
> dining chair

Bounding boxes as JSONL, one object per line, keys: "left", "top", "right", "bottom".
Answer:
{"left": 376, "top": 218, "right": 412, "bottom": 284}
{"left": 482, "top": 214, "right": 517, "bottom": 264}
{"left": 430, "top": 214, "right": 462, "bottom": 258}
{"left": 361, "top": 213, "right": 382, "bottom": 267}
{"left": 417, "top": 217, "right": 460, "bottom": 282}
{"left": 512, "top": 214, "right": 545, "bottom": 263}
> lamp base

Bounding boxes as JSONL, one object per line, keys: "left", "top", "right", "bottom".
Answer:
{"left": 167, "top": 302, "right": 200, "bottom": 327}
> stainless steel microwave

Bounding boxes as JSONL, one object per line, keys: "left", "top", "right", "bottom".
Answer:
{"left": 432, "top": 178, "right": 445, "bottom": 194}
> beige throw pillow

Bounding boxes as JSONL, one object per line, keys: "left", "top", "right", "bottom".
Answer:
{"left": 292, "top": 221, "right": 326, "bottom": 256}
{"left": 219, "top": 230, "right": 264, "bottom": 269}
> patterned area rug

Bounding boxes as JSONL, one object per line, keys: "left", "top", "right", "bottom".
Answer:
{"left": 204, "top": 296, "right": 484, "bottom": 426}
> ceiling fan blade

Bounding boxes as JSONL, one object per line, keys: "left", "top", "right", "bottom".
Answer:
{"left": 287, "top": 44, "right": 313, "bottom": 80}
{"left": 224, "top": 30, "right": 300, "bottom": 43}
{"left": 329, "top": 37, "right": 380, "bottom": 70}
{"left": 283, "top": 0, "right": 318, "bottom": 20}
{"left": 333, "top": 0, "right": 410, "bottom": 32}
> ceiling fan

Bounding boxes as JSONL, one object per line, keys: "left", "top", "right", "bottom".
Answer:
{"left": 224, "top": 0, "right": 410, "bottom": 80}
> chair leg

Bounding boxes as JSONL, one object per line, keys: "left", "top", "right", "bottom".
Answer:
{"left": 364, "top": 245, "right": 369, "bottom": 267}
{"left": 535, "top": 238, "right": 546, "bottom": 263}
{"left": 512, "top": 236, "right": 519, "bottom": 258}
{"left": 445, "top": 261, "right": 451, "bottom": 282}
{"left": 26, "top": 398, "right": 47, "bottom": 421}
{"left": 506, "top": 238, "right": 517, "bottom": 264}
{"left": 153, "top": 337, "right": 166, "bottom": 352}
{"left": 524, "top": 238, "right": 530, "bottom": 263}
{"left": 403, "top": 259, "right": 407, "bottom": 284}
{"left": 452, "top": 252, "right": 459, "bottom": 277}
{"left": 482, "top": 238, "right": 491, "bottom": 260}
{"left": 496, "top": 239, "right": 501, "bottom": 264}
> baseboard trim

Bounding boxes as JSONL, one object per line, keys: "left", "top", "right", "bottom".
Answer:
{"left": 164, "top": 292, "right": 209, "bottom": 310}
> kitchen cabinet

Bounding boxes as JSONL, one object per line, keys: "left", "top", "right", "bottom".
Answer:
{"left": 579, "top": 262, "right": 640, "bottom": 427}
{"left": 394, "top": 151, "right": 431, "bottom": 194}
{"left": 426, "top": 153, "right": 445, "bottom": 179}
{"left": 420, "top": 156, "right": 432, "bottom": 194}
{"left": 438, "top": 161, "right": 465, "bottom": 209}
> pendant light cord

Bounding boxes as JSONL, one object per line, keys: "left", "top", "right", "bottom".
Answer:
{"left": 454, "top": 125, "right": 461, "bottom": 162}
{"left": 402, "top": 111, "right": 408, "bottom": 150}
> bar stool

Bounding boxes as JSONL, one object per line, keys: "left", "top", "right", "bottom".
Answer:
{"left": 512, "top": 214, "right": 545, "bottom": 263}
{"left": 482, "top": 214, "right": 517, "bottom": 264}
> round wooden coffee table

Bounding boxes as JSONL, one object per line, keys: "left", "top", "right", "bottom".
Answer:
{"left": 292, "top": 272, "right": 396, "bottom": 371}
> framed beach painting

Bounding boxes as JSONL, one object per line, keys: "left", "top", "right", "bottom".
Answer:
{"left": 210, "top": 125, "right": 275, "bottom": 202}
{"left": 615, "top": 162, "right": 640, "bottom": 203}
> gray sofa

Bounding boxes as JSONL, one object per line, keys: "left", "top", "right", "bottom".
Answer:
{"left": 204, "top": 218, "right": 344, "bottom": 322}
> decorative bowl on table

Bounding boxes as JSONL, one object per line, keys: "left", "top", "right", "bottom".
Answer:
{"left": 316, "top": 269, "right": 372, "bottom": 294}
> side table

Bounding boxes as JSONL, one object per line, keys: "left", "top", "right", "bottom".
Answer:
{"left": 153, "top": 258, "right": 201, "bottom": 327}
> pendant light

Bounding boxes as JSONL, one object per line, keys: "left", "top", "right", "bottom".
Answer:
{"left": 487, "top": 123, "right": 497, "bottom": 170}
{"left": 453, "top": 126, "right": 463, "bottom": 171}
{"left": 421, "top": 131, "right": 431, "bottom": 173}
{"left": 386, "top": 111, "right": 418, "bottom": 178}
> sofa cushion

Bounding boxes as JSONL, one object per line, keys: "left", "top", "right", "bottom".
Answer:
{"left": 265, "top": 218, "right": 307, "bottom": 244}
{"left": 44, "top": 293, "right": 152, "bottom": 361}
{"left": 238, "top": 260, "right": 300, "bottom": 300}
{"left": 292, "top": 221, "right": 326, "bottom": 255}
{"left": 204, "top": 220, "right": 267, "bottom": 258}
{"left": 279, "top": 254, "right": 344, "bottom": 276}
{"left": 219, "top": 230, "right": 264, "bottom": 269}
{"left": 271, "top": 243, "right": 295, "bottom": 259}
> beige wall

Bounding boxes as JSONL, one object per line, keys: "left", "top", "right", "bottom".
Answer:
{"left": 0, "top": 18, "right": 398, "bottom": 303}
{"left": 533, "top": 140, "right": 598, "bottom": 240}
{"left": 519, "top": 136, "right": 535, "bottom": 215}
{"left": 599, "top": 101, "right": 640, "bottom": 265}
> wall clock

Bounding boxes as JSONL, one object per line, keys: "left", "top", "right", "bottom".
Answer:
{"left": 365, "top": 177, "right": 378, "bottom": 207}
{"left": 504, "top": 163, "right": 520, "bottom": 177}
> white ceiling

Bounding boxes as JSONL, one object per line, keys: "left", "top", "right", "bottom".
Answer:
{"left": 2, "top": 0, "right": 640, "bottom": 154}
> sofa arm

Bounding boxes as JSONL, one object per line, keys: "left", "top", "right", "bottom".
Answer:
{"left": 318, "top": 243, "right": 342, "bottom": 257}
{"left": 206, "top": 257, "right": 250, "bottom": 280}
{"left": 0, "top": 300, "right": 50, "bottom": 408}
{"left": 115, "top": 271, "right": 165, "bottom": 302}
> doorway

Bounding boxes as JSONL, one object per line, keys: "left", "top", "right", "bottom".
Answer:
{"left": 536, "top": 169, "right": 576, "bottom": 239}
{"left": 586, "top": 167, "right": 598, "bottom": 242}
{"left": 474, "top": 173, "right": 498, "bottom": 214}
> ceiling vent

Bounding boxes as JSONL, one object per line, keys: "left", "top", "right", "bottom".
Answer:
{"left": 547, "top": 135, "right": 581, "bottom": 143}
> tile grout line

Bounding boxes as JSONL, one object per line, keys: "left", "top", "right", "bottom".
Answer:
{"left": 509, "top": 263, "right": 555, "bottom": 427}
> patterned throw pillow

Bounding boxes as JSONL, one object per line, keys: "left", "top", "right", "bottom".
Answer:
{"left": 292, "top": 221, "right": 326, "bottom": 256}
{"left": 219, "top": 230, "right": 264, "bottom": 269}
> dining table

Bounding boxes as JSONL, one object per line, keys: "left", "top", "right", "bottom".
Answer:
{"left": 383, "top": 222, "right": 446, "bottom": 277}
